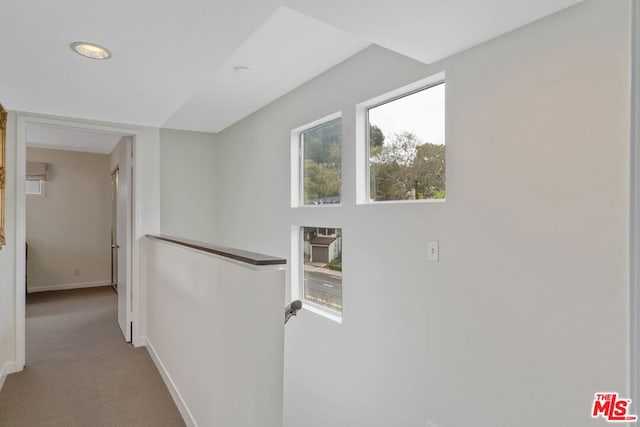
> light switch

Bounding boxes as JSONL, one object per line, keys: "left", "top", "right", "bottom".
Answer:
{"left": 427, "top": 241, "right": 439, "bottom": 261}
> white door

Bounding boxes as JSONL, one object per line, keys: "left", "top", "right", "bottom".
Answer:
{"left": 115, "top": 138, "right": 132, "bottom": 342}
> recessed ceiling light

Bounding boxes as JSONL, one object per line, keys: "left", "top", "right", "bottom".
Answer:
{"left": 70, "top": 42, "right": 111, "bottom": 60}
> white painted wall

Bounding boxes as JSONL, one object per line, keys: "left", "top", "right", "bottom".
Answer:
{"left": 26, "top": 148, "right": 111, "bottom": 292}
{"left": 210, "top": 1, "right": 630, "bottom": 426}
{"left": 159, "top": 129, "right": 218, "bottom": 243}
{"left": 144, "top": 237, "right": 285, "bottom": 427}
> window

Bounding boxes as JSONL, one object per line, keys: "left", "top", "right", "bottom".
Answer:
{"left": 300, "top": 226, "right": 342, "bottom": 320}
{"left": 26, "top": 180, "right": 43, "bottom": 195}
{"left": 365, "top": 78, "right": 445, "bottom": 202}
{"left": 26, "top": 161, "right": 47, "bottom": 196}
{"left": 294, "top": 116, "right": 342, "bottom": 206}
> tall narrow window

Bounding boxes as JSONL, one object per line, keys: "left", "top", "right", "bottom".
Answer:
{"left": 301, "top": 226, "right": 342, "bottom": 319}
{"left": 300, "top": 118, "right": 342, "bottom": 205}
{"left": 367, "top": 81, "right": 445, "bottom": 201}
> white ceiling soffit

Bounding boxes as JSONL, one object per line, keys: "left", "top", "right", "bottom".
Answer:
{"left": 0, "top": 0, "right": 280, "bottom": 127}
{"left": 0, "top": 0, "right": 583, "bottom": 133}
{"left": 26, "top": 124, "right": 122, "bottom": 154}
{"left": 163, "top": 7, "right": 369, "bottom": 133}
{"left": 283, "top": 0, "right": 583, "bottom": 64}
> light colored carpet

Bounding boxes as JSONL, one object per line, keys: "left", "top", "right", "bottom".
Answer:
{"left": 0, "top": 287, "right": 185, "bottom": 427}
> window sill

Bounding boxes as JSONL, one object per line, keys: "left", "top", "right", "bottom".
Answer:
{"left": 357, "top": 198, "right": 446, "bottom": 206}
{"left": 293, "top": 203, "right": 343, "bottom": 209}
{"left": 303, "top": 302, "right": 342, "bottom": 324}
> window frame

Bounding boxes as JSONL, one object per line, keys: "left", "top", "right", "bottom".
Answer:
{"left": 355, "top": 72, "right": 446, "bottom": 204}
{"left": 290, "top": 112, "right": 342, "bottom": 208}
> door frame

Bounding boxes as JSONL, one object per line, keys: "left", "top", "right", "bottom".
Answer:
{"left": 112, "top": 137, "right": 134, "bottom": 342}
{"left": 111, "top": 169, "right": 119, "bottom": 292}
{"left": 15, "top": 115, "right": 140, "bottom": 369}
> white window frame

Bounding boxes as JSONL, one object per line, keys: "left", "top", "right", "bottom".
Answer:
{"left": 290, "top": 112, "right": 342, "bottom": 208}
{"left": 355, "top": 72, "right": 446, "bottom": 204}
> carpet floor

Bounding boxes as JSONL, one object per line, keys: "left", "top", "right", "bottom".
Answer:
{"left": 0, "top": 287, "right": 185, "bottom": 427}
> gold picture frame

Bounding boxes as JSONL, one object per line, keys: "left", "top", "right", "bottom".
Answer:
{"left": 0, "top": 104, "right": 6, "bottom": 248}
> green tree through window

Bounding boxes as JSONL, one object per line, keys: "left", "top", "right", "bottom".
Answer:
{"left": 370, "top": 131, "right": 445, "bottom": 200}
{"left": 368, "top": 82, "right": 445, "bottom": 201}
{"left": 302, "top": 119, "right": 341, "bottom": 205}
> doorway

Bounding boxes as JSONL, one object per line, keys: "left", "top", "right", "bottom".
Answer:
{"left": 15, "top": 116, "right": 139, "bottom": 369}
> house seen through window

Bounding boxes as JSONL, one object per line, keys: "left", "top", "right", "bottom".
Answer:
{"left": 301, "top": 226, "right": 342, "bottom": 317}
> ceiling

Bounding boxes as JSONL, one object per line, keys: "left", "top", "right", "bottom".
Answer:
{"left": 1, "top": 0, "right": 582, "bottom": 146}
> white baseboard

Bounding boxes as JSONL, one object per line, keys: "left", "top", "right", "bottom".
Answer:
{"left": 0, "top": 361, "right": 22, "bottom": 392}
{"left": 27, "top": 281, "right": 111, "bottom": 293}
{"left": 145, "top": 338, "right": 197, "bottom": 427}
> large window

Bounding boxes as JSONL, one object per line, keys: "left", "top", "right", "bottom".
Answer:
{"left": 367, "top": 81, "right": 445, "bottom": 202}
{"left": 299, "top": 118, "right": 341, "bottom": 206}
{"left": 300, "top": 226, "right": 342, "bottom": 320}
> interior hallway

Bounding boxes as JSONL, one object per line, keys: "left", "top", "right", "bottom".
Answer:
{"left": 0, "top": 287, "right": 184, "bottom": 426}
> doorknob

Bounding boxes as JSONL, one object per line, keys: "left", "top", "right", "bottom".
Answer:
{"left": 112, "top": 244, "right": 120, "bottom": 249}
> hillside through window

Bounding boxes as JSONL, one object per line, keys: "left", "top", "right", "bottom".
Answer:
{"left": 301, "top": 118, "right": 341, "bottom": 205}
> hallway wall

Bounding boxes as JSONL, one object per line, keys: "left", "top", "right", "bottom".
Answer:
{"left": 26, "top": 148, "right": 111, "bottom": 292}
{"left": 212, "top": 1, "right": 631, "bottom": 426}
{"left": 159, "top": 129, "right": 218, "bottom": 243}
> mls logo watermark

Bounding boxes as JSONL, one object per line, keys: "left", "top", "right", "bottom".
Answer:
{"left": 592, "top": 393, "right": 638, "bottom": 422}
